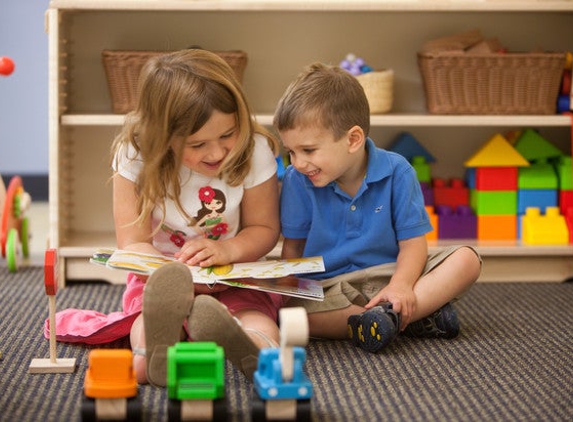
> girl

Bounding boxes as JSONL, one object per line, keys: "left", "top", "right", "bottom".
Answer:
{"left": 49, "top": 49, "right": 284, "bottom": 386}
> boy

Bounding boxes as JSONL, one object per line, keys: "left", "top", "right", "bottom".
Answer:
{"left": 274, "top": 63, "right": 481, "bottom": 353}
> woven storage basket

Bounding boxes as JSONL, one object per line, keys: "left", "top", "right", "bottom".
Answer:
{"left": 418, "top": 52, "right": 565, "bottom": 115}
{"left": 102, "top": 50, "right": 248, "bottom": 114}
{"left": 357, "top": 69, "right": 394, "bottom": 114}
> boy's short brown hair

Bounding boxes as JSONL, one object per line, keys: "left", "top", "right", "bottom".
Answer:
{"left": 274, "top": 62, "right": 370, "bottom": 140}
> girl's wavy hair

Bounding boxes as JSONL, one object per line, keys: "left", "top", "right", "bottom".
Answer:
{"left": 111, "top": 48, "right": 278, "bottom": 231}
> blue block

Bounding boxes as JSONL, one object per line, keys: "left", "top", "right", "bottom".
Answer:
{"left": 465, "top": 168, "right": 476, "bottom": 189}
{"left": 517, "top": 189, "right": 558, "bottom": 214}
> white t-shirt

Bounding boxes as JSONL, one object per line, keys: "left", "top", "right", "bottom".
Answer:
{"left": 114, "top": 134, "right": 277, "bottom": 255}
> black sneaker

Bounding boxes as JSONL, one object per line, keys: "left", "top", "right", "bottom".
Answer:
{"left": 403, "top": 302, "right": 459, "bottom": 339}
{"left": 347, "top": 303, "right": 400, "bottom": 353}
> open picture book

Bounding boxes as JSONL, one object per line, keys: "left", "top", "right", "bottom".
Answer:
{"left": 90, "top": 248, "right": 325, "bottom": 301}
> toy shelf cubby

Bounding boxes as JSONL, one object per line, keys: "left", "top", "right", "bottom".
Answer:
{"left": 47, "top": 0, "right": 573, "bottom": 285}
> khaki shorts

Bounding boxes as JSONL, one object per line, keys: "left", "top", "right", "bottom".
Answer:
{"left": 287, "top": 245, "right": 480, "bottom": 313}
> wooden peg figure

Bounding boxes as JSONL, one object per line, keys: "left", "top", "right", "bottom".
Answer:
{"left": 29, "top": 249, "right": 76, "bottom": 373}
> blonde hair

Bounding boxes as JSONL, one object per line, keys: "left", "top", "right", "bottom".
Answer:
{"left": 111, "top": 48, "right": 278, "bottom": 230}
{"left": 274, "top": 62, "right": 370, "bottom": 139}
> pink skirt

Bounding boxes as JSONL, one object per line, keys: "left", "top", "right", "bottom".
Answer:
{"left": 44, "top": 273, "right": 144, "bottom": 345}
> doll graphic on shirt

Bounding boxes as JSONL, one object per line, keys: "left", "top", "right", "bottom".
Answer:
{"left": 190, "top": 186, "right": 229, "bottom": 240}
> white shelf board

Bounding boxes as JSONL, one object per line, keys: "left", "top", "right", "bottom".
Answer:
{"left": 61, "top": 113, "right": 573, "bottom": 128}
{"left": 48, "top": 0, "right": 573, "bottom": 12}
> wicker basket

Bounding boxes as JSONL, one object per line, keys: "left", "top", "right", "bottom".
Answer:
{"left": 357, "top": 69, "right": 394, "bottom": 114}
{"left": 102, "top": 50, "right": 248, "bottom": 114}
{"left": 418, "top": 52, "right": 565, "bottom": 115}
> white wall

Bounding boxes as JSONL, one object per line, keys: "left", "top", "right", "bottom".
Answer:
{"left": 0, "top": 0, "right": 49, "bottom": 175}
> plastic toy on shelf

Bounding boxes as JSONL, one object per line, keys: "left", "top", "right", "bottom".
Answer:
{"left": 1, "top": 175, "right": 32, "bottom": 272}
{"left": 252, "top": 307, "right": 312, "bottom": 422}
{"left": 166, "top": 341, "right": 228, "bottom": 421}
{"left": 0, "top": 56, "right": 15, "bottom": 76}
{"left": 82, "top": 349, "right": 141, "bottom": 421}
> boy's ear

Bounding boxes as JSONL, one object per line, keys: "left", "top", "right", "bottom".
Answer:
{"left": 347, "top": 125, "right": 365, "bottom": 153}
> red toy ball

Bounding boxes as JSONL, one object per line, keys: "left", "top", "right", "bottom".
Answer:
{"left": 0, "top": 56, "right": 15, "bottom": 76}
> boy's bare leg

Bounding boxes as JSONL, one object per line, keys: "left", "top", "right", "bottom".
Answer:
{"left": 409, "top": 246, "right": 480, "bottom": 323}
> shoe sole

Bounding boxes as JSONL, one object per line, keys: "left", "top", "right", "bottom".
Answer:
{"left": 143, "top": 262, "right": 194, "bottom": 387}
{"left": 188, "top": 294, "right": 260, "bottom": 381}
{"left": 348, "top": 307, "right": 398, "bottom": 353}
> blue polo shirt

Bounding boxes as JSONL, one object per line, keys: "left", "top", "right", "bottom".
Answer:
{"left": 280, "top": 138, "right": 432, "bottom": 279}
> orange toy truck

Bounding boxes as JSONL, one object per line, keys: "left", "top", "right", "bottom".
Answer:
{"left": 82, "top": 349, "right": 141, "bottom": 421}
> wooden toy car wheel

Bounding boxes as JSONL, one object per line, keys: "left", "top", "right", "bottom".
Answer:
{"left": 81, "top": 396, "right": 142, "bottom": 422}
{"left": 167, "top": 398, "right": 228, "bottom": 422}
{"left": 251, "top": 396, "right": 311, "bottom": 422}
{"left": 20, "top": 216, "right": 30, "bottom": 258}
{"left": 6, "top": 228, "right": 19, "bottom": 272}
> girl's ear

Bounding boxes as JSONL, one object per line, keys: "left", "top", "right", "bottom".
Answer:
{"left": 347, "top": 125, "right": 365, "bottom": 153}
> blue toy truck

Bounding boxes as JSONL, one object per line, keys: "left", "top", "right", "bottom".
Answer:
{"left": 251, "top": 308, "right": 312, "bottom": 421}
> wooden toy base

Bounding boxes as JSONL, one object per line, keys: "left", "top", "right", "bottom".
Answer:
{"left": 29, "top": 358, "right": 76, "bottom": 374}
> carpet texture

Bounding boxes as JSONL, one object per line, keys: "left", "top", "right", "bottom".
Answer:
{"left": 1, "top": 266, "right": 572, "bottom": 421}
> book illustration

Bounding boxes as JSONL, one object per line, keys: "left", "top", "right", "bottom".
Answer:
{"left": 90, "top": 248, "right": 325, "bottom": 301}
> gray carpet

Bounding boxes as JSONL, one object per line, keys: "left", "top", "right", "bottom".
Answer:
{"left": 1, "top": 266, "right": 572, "bottom": 421}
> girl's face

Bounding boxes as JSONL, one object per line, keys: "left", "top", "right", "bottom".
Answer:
{"left": 176, "top": 110, "right": 238, "bottom": 177}
{"left": 280, "top": 125, "right": 353, "bottom": 188}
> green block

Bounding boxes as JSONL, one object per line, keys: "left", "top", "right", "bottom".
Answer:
{"left": 555, "top": 156, "right": 573, "bottom": 190}
{"left": 471, "top": 190, "right": 517, "bottom": 215}
{"left": 411, "top": 155, "right": 431, "bottom": 183}
{"left": 518, "top": 160, "right": 558, "bottom": 189}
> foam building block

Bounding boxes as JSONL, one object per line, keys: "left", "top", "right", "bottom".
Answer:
{"left": 475, "top": 167, "right": 518, "bottom": 191}
{"left": 470, "top": 190, "right": 517, "bottom": 215}
{"left": 425, "top": 206, "right": 438, "bottom": 241}
{"left": 464, "top": 133, "right": 530, "bottom": 168}
{"left": 513, "top": 129, "right": 564, "bottom": 162}
{"left": 518, "top": 159, "right": 558, "bottom": 189}
{"left": 412, "top": 156, "right": 431, "bottom": 183}
{"left": 389, "top": 132, "right": 436, "bottom": 163}
{"left": 521, "top": 207, "right": 569, "bottom": 245}
{"left": 432, "top": 178, "right": 469, "bottom": 208}
{"left": 559, "top": 190, "right": 573, "bottom": 216}
{"left": 465, "top": 168, "right": 476, "bottom": 189}
{"left": 436, "top": 205, "right": 477, "bottom": 239}
{"left": 517, "top": 189, "right": 558, "bottom": 214}
{"left": 420, "top": 181, "right": 434, "bottom": 206}
{"left": 566, "top": 207, "right": 573, "bottom": 243}
{"left": 555, "top": 156, "right": 573, "bottom": 190}
{"left": 477, "top": 215, "right": 517, "bottom": 241}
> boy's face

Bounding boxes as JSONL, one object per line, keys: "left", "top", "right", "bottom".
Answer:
{"left": 280, "top": 125, "right": 355, "bottom": 188}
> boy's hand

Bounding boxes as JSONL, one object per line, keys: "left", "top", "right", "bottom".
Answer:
{"left": 365, "top": 285, "right": 416, "bottom": 331}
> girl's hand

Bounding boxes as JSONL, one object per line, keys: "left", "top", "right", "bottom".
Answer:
{"left": 174, "top": 238, "right": 232, "bottom": 267}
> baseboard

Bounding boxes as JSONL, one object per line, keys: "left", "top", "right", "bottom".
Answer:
{"left": 1, "top": 174, "right": 49, "bottom": 201}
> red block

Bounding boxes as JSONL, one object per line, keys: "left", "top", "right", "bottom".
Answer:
{"left": 566, "top": 207, "right": 573, "bottom": 243}
{"left": 433, "top": 178, "right": 469, "bottom": 208}
{"left": 559, "top": 190, "right": 573, "bottom": 216}
{"left": 475, "top": 167, "right": 518, "bottom": 191}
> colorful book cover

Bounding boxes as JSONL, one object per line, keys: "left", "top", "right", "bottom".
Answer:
{"left": 90, "top": 248, "right": 325, "bottom": 301}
